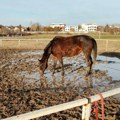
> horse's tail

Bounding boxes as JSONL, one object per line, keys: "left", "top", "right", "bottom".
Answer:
{"left": 92, "top": 39, "right": 97, "bottom": 64}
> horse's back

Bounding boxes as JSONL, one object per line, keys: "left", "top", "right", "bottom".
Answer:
{"left": 52, "top": 35, "right": 95, "bottom": 47}
{"left": 51, "top": 35, "right": 96, "bottom": 57}
{"left": 51, "top": 35, "right": 81, "bottom": 57}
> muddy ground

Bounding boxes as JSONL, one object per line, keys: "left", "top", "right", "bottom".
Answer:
{"left": 0, "top": 49, "right": 120, "bottom": 120}
{"left": 100, "top": 52, "right": 120, "bottom": 59}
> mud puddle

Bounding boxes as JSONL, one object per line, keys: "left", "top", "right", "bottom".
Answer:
{"left": 95, "top": 56, "right": 120, "bottom": 81}
{"left": 17, "top": 50, "right": 120, "bottom": 93}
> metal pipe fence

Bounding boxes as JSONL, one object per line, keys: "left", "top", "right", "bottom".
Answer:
{"left": 2, "top": 88, "right": 120, "bottom": 120}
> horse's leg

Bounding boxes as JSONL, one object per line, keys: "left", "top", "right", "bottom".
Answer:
{"left": 59, "top": 57, "right": 64, "bottom": 76}
{"left": 87, "top": 56, "right": 93, "bottom": 75}
{"left": 84, "top": 53, "right": 93, "bottom": 76}
{"left": 52, "top": 56, "right": 57, "bottom": 75}
{"left": 89, "top": 56, "right": 93, "bottom": 71}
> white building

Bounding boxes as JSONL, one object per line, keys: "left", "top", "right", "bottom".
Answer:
{"left": 65, "top": 26, "right": 70, "bottom": 32}
{"left": 65, "top": 25, "right": 78, "bottom": 32}
{"left": 81, "top": 24, "right": 97, "bottom": 32}
{"left": 50, "top": 23, "right": 66, "bottom": 30}
{"left": 49, "top": 23, "right": 97, "bottom": 32}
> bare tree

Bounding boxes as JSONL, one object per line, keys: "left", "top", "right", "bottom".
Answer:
{"left": 31, "top": 23, "right": 41, "bottom": 31}
{"left": 104, "top": 24, "right": 110, "bottom": 32}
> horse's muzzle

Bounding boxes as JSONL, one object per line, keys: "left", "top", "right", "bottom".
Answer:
{"left": 39, "top": 69, "right": 44, "bottom": 76}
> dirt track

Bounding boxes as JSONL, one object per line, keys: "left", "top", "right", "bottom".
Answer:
{"left": 0, "top": 49, "right": 120, "bottom": 120}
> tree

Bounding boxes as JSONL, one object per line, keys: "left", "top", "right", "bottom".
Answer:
{"left": 104, "top": 24, "right": 110, "bottom": 32}
{"left": 78, "top": 25, "right": 82, "bottom": 29}
{"left": 18, "top": 25, "right": 22, "bottom": 36}
{"left": 53, "top": 27, "right": 62, "bottom": 32}
{"left": 31, "top": 23, "right": 41, "bottom": 31}
{"left": 0, "top": 26, "right": 10, "bottom": 35}
{"left": 97, "top": 26, "right": 104, "bottom": 32}
{"left": 43, "top": 26, "right": 54, "bottom": 32}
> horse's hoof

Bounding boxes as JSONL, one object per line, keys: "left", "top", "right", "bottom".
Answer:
{"left": 84, "top": 72, "right": 91, "bottom": 78}
{"left": 84, "top": 75, "right": 88, "bottom": 79}
{"left": 52, "top": 73, "right": 54, "bottom": 77}
{"left": 41, "top": 76, "right": 46, "bottom": 80}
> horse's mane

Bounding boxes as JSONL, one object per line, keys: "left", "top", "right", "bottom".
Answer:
{"left": 44, "top": 40, "right": 52, "bottom": 51}
{"left": 41, "top": 40, "right": 52, "bottom": 61}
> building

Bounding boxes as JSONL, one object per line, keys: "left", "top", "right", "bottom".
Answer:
{"left": 81, "top": 24, "right": 97, "bottom": 32}
{"left": 50, "top": 23, "right": 66, "bottom": 31}
{"left": 64, "top": 26, "right": 70, "bottom": 32}
{"left": 49, "top": 23, "right": 97, "bottom": 32}
{"left": 65, "top": 25, "right": 78, "bottom": 32}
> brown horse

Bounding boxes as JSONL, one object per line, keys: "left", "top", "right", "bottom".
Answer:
{"left": 39, "top": 35, "right": 97, "bottom": 76}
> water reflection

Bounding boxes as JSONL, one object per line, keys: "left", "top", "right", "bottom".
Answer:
{"left": 17, "top": 50, "right": 120, "bottom": 93}
{"left": 95, "top": 56, "right": 120, "bottom": 81}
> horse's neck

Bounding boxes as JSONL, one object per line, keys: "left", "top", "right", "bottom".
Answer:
{"left": 41, "top": 44, "right": 51, "bottom": 64}
{"left": 41, "top": 53, "right": 49, "bottom": 63}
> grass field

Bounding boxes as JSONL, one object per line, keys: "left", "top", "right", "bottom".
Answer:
{"left": 1, "top": 32, "right": 120, "bottom": 39}
{"left": 21, "top": 33, "right": 120, "bottom": 39}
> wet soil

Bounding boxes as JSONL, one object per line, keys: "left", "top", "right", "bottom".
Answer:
{"left": 100, "top": 52, "right": 120, "bottom": 59}
{"left": 0, "top": 49, "right": 120, "bottom": 120}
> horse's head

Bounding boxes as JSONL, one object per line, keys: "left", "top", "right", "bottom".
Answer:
{"left": 38, "top": 59, "right": 48, "bottom": 76}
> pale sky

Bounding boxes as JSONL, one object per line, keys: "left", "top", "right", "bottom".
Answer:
{"left": 0, "top": 0, "right": 120, "bottom": 26}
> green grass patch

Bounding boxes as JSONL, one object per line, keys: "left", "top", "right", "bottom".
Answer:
{"left": 0, "top": 32, "right": 120, "bottom": 40}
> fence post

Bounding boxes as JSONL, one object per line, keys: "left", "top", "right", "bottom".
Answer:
{"left": 36, "top": 39, "right": 39, "bottom": 48}
{"left": 18, "top": 39, "right": 21, "bottom": 48}
{"left": 0, "top": 39, "right": 2, "bottom": 47}
{"left": 105, "top": 39, "right": 108, "bottom": 62}
{"left": 98, "top": 31, "right": 101, "bottom": 39}
{"left": 82, "top": 104, "right": 91, "bottom": 120}
{"left": 105, "top": 39, "right": 108, "bottom": 51}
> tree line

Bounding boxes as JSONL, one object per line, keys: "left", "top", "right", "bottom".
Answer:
{"left": 97, "top": 24, "right": 120, "bottom": 34}
{"left": 0, "top": 23, "right": 120, "bottom": 36}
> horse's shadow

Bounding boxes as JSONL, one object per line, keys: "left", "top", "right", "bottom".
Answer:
{"left": 38, "top": 72, "right": 94, "bottom": 91}
{"left": 45, "top": 63, "right": 84, "bottom": 75}
{"left": 53, "top": 63, "right": 73, "bottom": 71}
{"left": 45, "top": 63, "right": 73, "bottom": 74}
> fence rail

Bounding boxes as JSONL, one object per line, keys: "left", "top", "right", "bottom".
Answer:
{"left": 0, "top": 39, "right": 50, "bottom": 49}
{"left": 0, "top": 39, "right": 120, "bottom": 52}
{"left": 2, "top": 88, "right": 120, "bottom": 120}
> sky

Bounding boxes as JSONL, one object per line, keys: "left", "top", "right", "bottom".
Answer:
{"left": 0, "top": 0, "right": 120, "bottom": 26}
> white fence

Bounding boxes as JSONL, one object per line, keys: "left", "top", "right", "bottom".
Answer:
{"left": 2, "top": 88, "right": 120, "bottom": 120}
{"left": 0, "top": 39, "right": 120, "bottom": 52}
{"left": 0, "top": 39, "right": 50, "bottom": 49}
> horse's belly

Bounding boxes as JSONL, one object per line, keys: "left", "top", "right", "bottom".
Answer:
{"left": 64, "top": 48, "right": 82, "bottom": 57}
